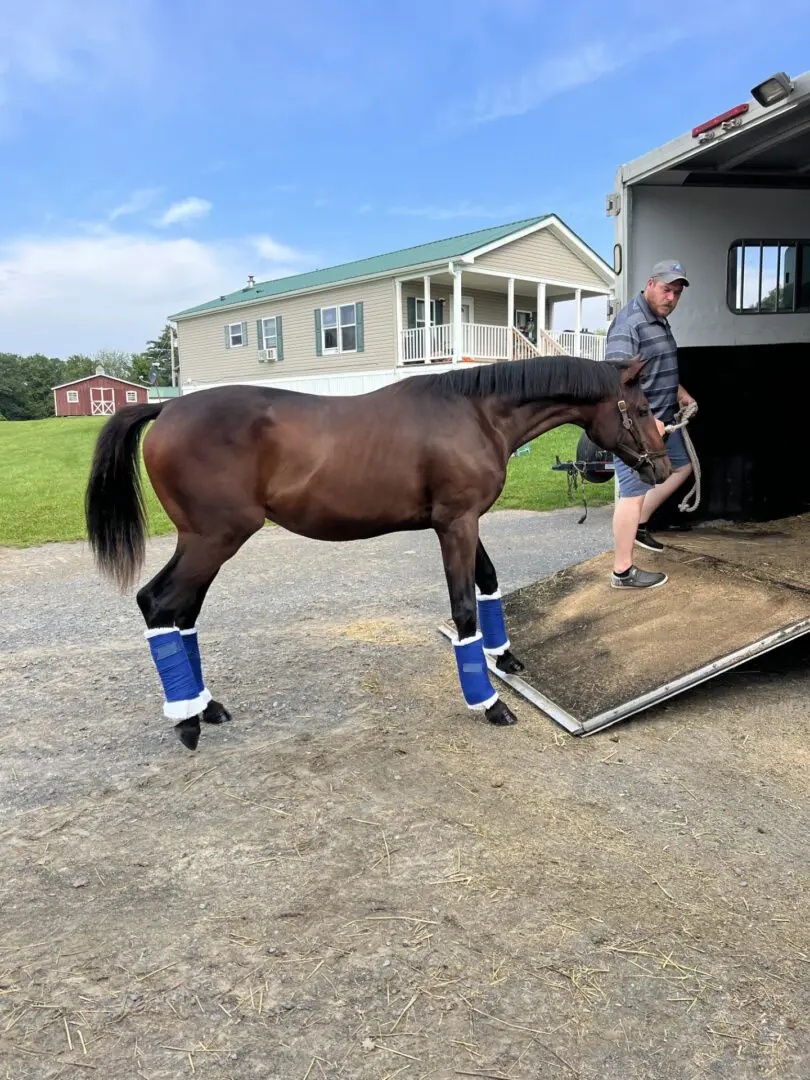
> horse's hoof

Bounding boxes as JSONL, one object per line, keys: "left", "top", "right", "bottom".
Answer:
{"left": 202, "top": 699, "right": 231, "bottom": 725}
{"left": 175, "top": 717, "right": 201, "bottom": 750}
{"left": 485, "top": 699, "right": 518, "bottom": 726}
{"left": 496, "top": 650, "right": 525, "bottom": 675}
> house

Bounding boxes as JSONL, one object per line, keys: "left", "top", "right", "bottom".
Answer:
{"left": 169, "top": 214, "right": 615, "bottom": 396}
{"left": 52, "top": 370, "right": 149, "bottom": 417}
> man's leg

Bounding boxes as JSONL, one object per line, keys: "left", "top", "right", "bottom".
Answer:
{"left": 640, "top": 465, "right": 692, "bottom": 525}
{"left": 609, "top": 460, "right": 668, "bottom": 589}
{"left": 613, "top": 493, "right": 645, "bottom": 574}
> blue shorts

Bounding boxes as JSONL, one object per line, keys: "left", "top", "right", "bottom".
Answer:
{"left": 614, "top": 428, "right": 690, "bottom": 498}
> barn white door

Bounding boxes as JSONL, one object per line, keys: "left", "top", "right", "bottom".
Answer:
{"left": 91, "top": 387, "right": 114, "bottom": 415}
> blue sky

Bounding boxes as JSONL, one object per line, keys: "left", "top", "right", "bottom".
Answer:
{"left": 1, "top": 0, "right": 809, "bottom": 356}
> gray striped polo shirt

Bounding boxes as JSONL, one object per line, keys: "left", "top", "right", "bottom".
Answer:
{"left": 603, "top": 292, "right": 679, "bottom": 423}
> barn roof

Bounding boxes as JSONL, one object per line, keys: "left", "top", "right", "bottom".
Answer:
{"left": 51, "top": 374, "right": 148, "bottom": 391}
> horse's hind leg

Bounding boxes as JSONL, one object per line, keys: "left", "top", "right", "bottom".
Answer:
{"left": 136, "top": 527, "right": 258, "bottom": 749}
{"left": 475, "top": 540, "right": 525, "bottom": 676}
{"left": 437, "top": 517, "right": 517, "bottom": 727}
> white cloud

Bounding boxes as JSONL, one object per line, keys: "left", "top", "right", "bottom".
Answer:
{"left": 157, "top": 197, "right": 213, "bottom": 227}
{"left": 252, "top": 236, "right": 310, "bottom": 263}
{"left": 442, "top": 26, "right": 690, "bottom": 128}
{"left": 109, "top": 188, "right": 161, "bottom": 221}
{"left": 0, "top": 228, "right": 313, "bottom": 356}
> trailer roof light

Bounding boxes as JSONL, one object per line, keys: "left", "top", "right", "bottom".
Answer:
{"left": 751, "top": 72, "right": 794, "bottom": 107}
{"left": 691, "top": 103, "right": 749, "bottom": 138}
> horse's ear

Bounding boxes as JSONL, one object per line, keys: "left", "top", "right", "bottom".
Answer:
{"left": 619, "top": 354, "right": 646, "bottom": 385}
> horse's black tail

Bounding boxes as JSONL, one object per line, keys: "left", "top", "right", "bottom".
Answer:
{"left": 85, "top": 402, "right": 167, "bottom": 593}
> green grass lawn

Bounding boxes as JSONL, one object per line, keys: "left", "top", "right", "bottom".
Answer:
{"left": 0, "top": 417, "right": 613, "bottom": 548}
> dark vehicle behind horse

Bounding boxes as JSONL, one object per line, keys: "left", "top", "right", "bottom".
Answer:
{"left": 84, "top": 353, "right": 669, "bottom": 749}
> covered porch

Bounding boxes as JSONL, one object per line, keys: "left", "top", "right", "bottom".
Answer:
{"left": 395, "top": 264, "right": 611, "bottom": 366}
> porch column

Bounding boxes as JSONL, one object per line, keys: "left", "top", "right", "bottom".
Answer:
{"left": 394, "top": 279, "right": 404, "bottom": 366}
{"left": 452, "top": 264, "right": 463, "bottom": 365}
{"left": 423, "top": 274, "right": 431, "bottom": 361}
{"left": 536, "top": 282, "right": 546, "bottom": 344}
{"left": 507, "top": 277, "right": 515, "bottom": 360}
{"left": 574, "top": 288, "right": 582, "bottom": 356}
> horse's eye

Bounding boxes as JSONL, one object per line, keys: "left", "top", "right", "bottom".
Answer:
{"left": 638, "top": 407, "right": 649, "bottom": 417}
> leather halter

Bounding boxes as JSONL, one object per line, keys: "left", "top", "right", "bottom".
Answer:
{"left": 615, "top": 399, "right": 669, "bottom": 470}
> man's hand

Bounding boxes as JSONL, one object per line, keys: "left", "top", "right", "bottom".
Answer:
{"left": 655, "top": 418, "right": 666, "bottom": 437}
{"left": 678, "top": 385, "right": 697, "bottom": 410}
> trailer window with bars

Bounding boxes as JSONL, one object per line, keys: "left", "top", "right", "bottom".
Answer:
{"left": 727, "top": 240, "right": 810, "bottom": 313}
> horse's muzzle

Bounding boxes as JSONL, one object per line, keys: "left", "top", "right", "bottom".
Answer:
{"left": 652, "top": 453, "right": 673, "bottom": 484}
{"left": 636, "top": 461, "right": 657, "bottom": 487}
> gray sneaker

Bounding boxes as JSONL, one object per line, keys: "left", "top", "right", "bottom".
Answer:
{"left": 611, "top": 565, "right": 668, "bottom": 589}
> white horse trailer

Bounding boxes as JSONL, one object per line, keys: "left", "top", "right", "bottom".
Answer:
{"left": 608, "top": 68, "right": 810, "bottom": 525}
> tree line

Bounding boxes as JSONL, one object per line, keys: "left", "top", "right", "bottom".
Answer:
{"left": 0, "top": 326, "right": 176, "bottom": 421}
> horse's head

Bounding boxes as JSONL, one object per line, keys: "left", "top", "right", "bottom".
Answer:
{"left": 588, "top": 356, "right": 672, "bottom": 487}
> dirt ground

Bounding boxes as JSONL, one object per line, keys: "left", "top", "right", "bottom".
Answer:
{"left": 2, "top": 509, "right": 810, "bottom": 1080}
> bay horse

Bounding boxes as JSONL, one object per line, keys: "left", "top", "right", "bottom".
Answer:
{"left": 84, "top": 353, "right": 670, "bottom": 750}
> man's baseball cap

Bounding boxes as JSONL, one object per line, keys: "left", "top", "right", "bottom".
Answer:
{"left": 651, "top": 259, "right": 689, "bottom": 286}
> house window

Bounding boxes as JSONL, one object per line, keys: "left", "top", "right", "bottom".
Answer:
{"left": 66, "top": 390, "right": 79, "bottom": 403}
{"left": 727, "top": 240, "right": 810, "bottom": 313}
{"left": 126, "top": 391, "right": 138, "bottom": 402}
{"left": 321, "top": 303, "right": 357, "bottom": 352}
{"left": 261, "top": 317, "right": 278, "bottom": 349}
{"left": 228, "top": 322, "right": 245, "bottom": 347}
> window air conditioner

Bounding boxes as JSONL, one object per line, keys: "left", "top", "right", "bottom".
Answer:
{"left": 258, "top": 347, "right": 279, "bottom": 362}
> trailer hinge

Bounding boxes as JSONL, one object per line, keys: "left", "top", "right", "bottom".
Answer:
{"left": 606, "top": 193, "right": 621, "bottom": 217}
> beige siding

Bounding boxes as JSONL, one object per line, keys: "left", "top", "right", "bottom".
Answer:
{"left": 475, "top": 228, "right": 609, "bottom": 289}
{"left": 177, "top": 277, "right": 396, "bottom": 385}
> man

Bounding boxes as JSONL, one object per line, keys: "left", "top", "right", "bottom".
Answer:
{"left": 603, "top": 260, "right": 697, "bottom": 590}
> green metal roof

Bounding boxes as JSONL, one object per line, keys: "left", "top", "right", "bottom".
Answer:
{"left": 170, "top": 215, "right": 551, "bottom": 319}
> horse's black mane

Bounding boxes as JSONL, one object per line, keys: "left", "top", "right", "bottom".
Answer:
{"left": 408, "top": 354, "right": 624, "bottom": 405}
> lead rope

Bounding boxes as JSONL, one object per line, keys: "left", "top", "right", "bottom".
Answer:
{"left": 663, "top": 402, "right": 700, "bottom": 513}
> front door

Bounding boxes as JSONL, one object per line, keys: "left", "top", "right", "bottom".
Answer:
{"left": 91, "top": 387, "right": 114, "bottom": 415}
{"left": 515, "top": 309, "right": 536, "bottom": 342}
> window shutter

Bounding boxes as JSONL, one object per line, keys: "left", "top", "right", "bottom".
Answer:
{"left": 314, "top": 309, "right": 322, "bottom": 356}
{"left": 224, "top": 325, "right": 231, "bottom": 349}
{"left": 435, "top": 299, "right": 444, "bottom": 325}
{"left": 256, "top": 319, "right": 264, "bottom": 350}
{"left": 276, "top": 315, "right": 284, "bottom": 360}
{"left": 241, "top": 321, "right": 248, "bottom": 345}
{"left": 406, "top": 296, "right": 416, "bottom": 329}
{"left": 355, "top": 302, "right": 364, "bottom": 352}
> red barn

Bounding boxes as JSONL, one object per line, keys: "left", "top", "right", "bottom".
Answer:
{"left": 52, "top": 373, "right": 149, "bottom": 417}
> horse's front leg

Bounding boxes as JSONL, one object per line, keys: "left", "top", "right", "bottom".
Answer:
{"left": 437, "top": 517, "right": 517, "bottom": 727}
{"left": 475, "top": 540, "right": 525, "bottom": 676}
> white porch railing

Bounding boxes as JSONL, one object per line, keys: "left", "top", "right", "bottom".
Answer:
{"left": 401, "top": 324, "right": 455, "bottom": 362}
{"left": 399, "top": 324, "right": 606, "bottom": 364}
{"left": 546, "top": 330, "right": 606, "bottom": 362}
{"left": 462, "top": 323, "right": 510, "bottom": 360}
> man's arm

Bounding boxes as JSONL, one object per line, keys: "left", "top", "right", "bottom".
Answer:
{"left": 604, "top": 322, "right": 668, "bottom": 434}
{"left": 603, "top": 319, "right": 639, "bottom": 365}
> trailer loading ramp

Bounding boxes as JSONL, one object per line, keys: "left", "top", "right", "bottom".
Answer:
{"left": 440, "top": 514, "right": 810, "bottom": 736}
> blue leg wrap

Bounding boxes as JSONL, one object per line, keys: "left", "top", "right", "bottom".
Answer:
{"left": 145, "top": 627, "right": 210, "bottom": 721}
{"left": 476, "top": 588, "right": 510, "bottom": 656}
{"left": 453, "top": 631, "right": 498, "bottom": 711}
{"left": 180, "top": 628, "right": 212, "bottom": 707}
